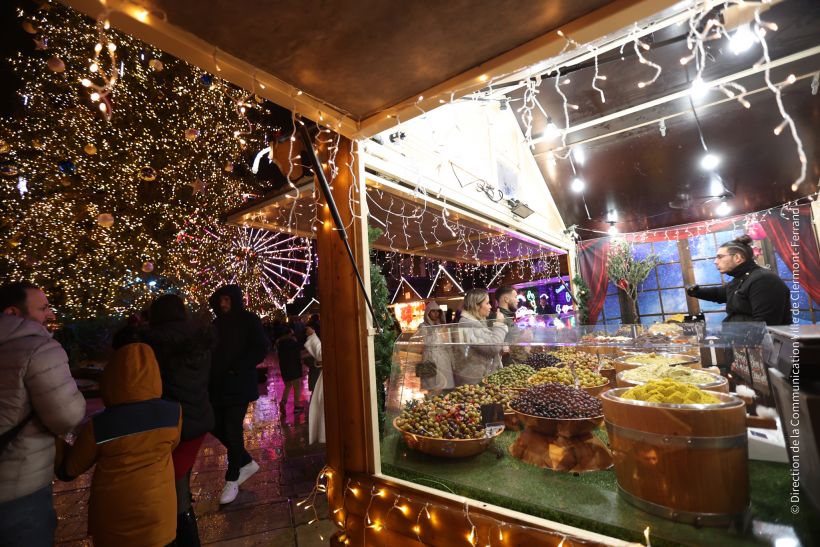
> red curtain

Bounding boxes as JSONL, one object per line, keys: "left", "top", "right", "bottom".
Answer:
{"left": 760, "top": 204, "right": 820, "bottom": 303}
{"left": 578, "top": 238, "right": 611, "bottom": 324}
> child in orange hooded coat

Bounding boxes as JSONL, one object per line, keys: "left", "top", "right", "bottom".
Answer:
{"left": 58, "top": 343, "right": 182, "bottom": 547}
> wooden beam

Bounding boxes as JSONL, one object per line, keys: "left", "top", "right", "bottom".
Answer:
{"left": 355, "top": 0, "right": 683, "bottom": 138}
{"left": 370, "top": 243, "right": 483, "bottom": 266}
{"left": 314, "top": 138, "right": 375, "bottom": 489}
{"left": 60, "top": 0, "right": 360, "bottom": 137}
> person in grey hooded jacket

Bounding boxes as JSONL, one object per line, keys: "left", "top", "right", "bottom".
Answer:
{"left": 0, "top": 282, "right": 85, "bottom": 547}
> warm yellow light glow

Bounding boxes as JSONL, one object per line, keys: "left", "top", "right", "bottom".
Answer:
{"left": 399, "top": 505, "right": 409, "bottom": 515}
{"left": 134, "top": 8, "right": 149, "bottom": 23}
{"left": 478, "top": 74, "right": 488, "bottom": 82}
{"left": 98, "top": 102, "right": 107, "bottom": 112}
{"left": 107, "top": 42, "right": 116, "bottom": 52}
{"left": 412, "top": 525, "right": 421, "bottom": 534}
{"left": 81, "top": 78, "right": 92, "bottom": 87}
{"left": 644, "top": 526, "right": 651, "bottom": 546}
{"left": 89, "top": 62, "right": 99, "bottom": 73}
{"left": 90, "top": 92, "right": 100, "bottom": 101}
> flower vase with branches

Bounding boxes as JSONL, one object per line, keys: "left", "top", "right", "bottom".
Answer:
{"left": 606, "top": 240, "right": 661, "bottom": 323}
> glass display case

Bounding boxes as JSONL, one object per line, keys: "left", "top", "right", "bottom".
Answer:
{"left": 379, "top": 319, "right": 817, "bottom": 545}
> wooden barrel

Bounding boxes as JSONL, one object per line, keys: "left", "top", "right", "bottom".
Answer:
{"left": 602, "top": 388, "right": 748, "bottom": 526}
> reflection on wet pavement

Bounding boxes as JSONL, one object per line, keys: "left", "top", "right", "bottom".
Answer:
{"left": 54, "top": 353, "right": 331, "bottom": 546}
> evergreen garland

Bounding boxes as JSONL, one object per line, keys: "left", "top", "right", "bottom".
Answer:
{"left": 368, "top": 226, "right": 398, "bottom": 435}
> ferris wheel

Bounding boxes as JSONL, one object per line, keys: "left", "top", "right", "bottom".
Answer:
{"left": 178, "top": 222, "right": 313, "bottom": 313}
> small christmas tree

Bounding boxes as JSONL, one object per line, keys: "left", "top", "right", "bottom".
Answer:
{"left": 606, "top": 240, "right": 660, "bottom": 323}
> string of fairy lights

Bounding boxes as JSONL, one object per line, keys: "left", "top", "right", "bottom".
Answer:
{"left": 373, "top": 0, "right": 815, "bottom": 236}
{"left": 296, "top": 466, "right": 649, "bottom": 546}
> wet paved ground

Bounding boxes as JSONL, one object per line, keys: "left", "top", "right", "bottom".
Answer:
{"left": 54, "top": 354, "right": 335, "bottom": 546}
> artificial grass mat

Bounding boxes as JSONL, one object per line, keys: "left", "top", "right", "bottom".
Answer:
{"left": 381, "top": 430, "right": 819, "bottom": 546}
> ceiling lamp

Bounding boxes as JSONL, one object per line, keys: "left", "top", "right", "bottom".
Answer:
{"left": 729, "top": 24, "right": 757, "bottom": 55}
{"left": 700, "top": 153, "right": 720, "bottom": 170}
{"left": 570, "top": 177, "right": 586, "bottom": 193}
{"left": 716, "top": 200, "right": 732, "bottom": 216}
{"left": 608, "top": 222, "right": 619, "bottom": 235}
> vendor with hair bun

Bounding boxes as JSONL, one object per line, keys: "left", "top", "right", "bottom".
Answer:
{"left": 686, "top": 234, "right": 790, "bottom": 325}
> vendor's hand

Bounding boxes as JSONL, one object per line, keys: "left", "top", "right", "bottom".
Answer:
{"left": 685, "top": 284, "right": 700, "bottom": 297}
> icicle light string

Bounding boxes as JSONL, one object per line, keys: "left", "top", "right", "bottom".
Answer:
{"left": 753, "top": 7, "right": 808, "bottom": 191}
{"left": 590, "top": 47, "right": 607, "bottom": 103}
{"left": 593, "top": 191, "right": 818, "bottom": 243}
{"left": 630, "top": 25, "right": 662, "bottom": 89}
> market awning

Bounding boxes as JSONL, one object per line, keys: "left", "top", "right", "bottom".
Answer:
{"left": 224, "top": 172, "right": 566, "bottom": 265}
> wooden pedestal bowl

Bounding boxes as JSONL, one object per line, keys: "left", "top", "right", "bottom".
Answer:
{"left": 393, "top": 418, "right": 504, "bottom": 458}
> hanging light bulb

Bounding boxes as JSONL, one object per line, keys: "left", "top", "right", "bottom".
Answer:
{"left": 572, "top": 146, "right": 585, "bottom": 165}
{"left": 729, "top": 23, "right": 757, "bottom": 55}
{"left": 690, "top": 77, "right": 709, "bottom": 98}
{"left": 700, "top": 153, "right": 720, "bottom": 170}
{"left": 608, "top": 222, "right": 619, "bottom": 235}
{"left": 716, "top": 200, "right": 731, "bottom": 216}
{"left": 570, "top": 177, "right": 586, "bottom": 193}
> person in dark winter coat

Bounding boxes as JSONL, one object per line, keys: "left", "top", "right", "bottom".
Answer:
{"left": 141, "top": 294, "right": 215, "bottom": 547}
{"left": 687, "top": 234, "right": 790, "bottom": 325}
{"left": 276, "top": 327, "right": 305, "bottom": 415}
{"left": 208, "top": 285, "right": 270, "bottom": 505}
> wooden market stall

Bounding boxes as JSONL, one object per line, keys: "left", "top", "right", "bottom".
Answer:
{"left": 62, "top": 0, "right": 820, "bottom": 545}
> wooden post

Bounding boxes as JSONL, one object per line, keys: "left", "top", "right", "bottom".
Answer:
{"left": 313, "top": 136, "right": 377, "bottom": 514}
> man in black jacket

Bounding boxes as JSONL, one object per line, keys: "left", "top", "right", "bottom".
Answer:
{"left": 208, "top": 285, "right": 270, "bottom": 505}
{"left": 686, "top": 235, "right": 790, "bottom": 325}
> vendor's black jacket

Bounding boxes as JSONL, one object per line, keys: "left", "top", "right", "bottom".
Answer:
{"left": 688, "top": 261, "right": 790, "bottom": 325}
{"left": 208, "top": 285, "right": 271, "bottom": 405}
{"left": 142, "top": 321, "right": 216, "bottom": 439}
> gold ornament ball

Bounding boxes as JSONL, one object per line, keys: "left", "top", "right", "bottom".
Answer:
{"left": 184, "top": 128, "right": 200, "bottom": 141}
{"left": 60, "top": 177, "right": 72, "bottom": 187}
{"left": 47, "top": 57, "right": 65, "bottom": 73}
{"left": 22, "top": 21, "right": 38, "bottom": 34}
{"left": 141, "top": 261, "right": 155, "bottom": 273}
{"left": 0, "top": 140, "right": 9, "bottom": 154}
{"left": 139, "top": 167, "right": 157, "bottom": 181}
{"left": 97, "top": 213, "right": 115, "bottom": 228}
{"left": 32, "top": 138, "right": 46, "bottom": 150}
{"left": 224, "top": 161, "right": 234, "bottom": 173}
{"left": 148, "top": 59, "right": 164, "bottom": 71}
{"left": 8, "top": 237, "right": 21, "bottom": 248}
{"left": 84, "top": 143, "right": 98, "bottom": 155}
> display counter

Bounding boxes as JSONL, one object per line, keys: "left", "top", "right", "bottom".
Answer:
{"left": 379, "top": 320, "right": 819, "bottom": 545}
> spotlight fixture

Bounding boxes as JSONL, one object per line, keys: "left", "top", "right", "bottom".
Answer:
{"left": 507, "top": 198, "right": 534, "bottom": 219}
{"left": 716, "top": 200, "right": 732, "bottom": 216}
{"left": 729, "top": 23, "right": 757, "bottom": 55}
{"left": 570, "top": 177, "right": 586, "bottom": 193}
{"left": 690, "top": 76, "right": 709, "bottom": 98}
{"left": 700, "top": 153, "right": 720, "bottom": 170}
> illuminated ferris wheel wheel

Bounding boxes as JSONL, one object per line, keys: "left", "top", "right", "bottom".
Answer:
{"left": 221, "top": 227, "right": 313, "bottom": 310}
{"left": 180, "top": 222, "right": 313, "bottom": 313}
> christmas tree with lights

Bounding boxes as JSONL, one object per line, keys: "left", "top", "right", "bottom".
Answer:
{"left": 0, "top": 1, "right": 312, "bottom": 319}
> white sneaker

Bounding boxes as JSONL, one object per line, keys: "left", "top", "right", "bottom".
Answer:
{"left": 219, "top": 481, "right": 239, "bottom": 504}
{"left": 236, "top": 459, "right": 260, "bottom": 486}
